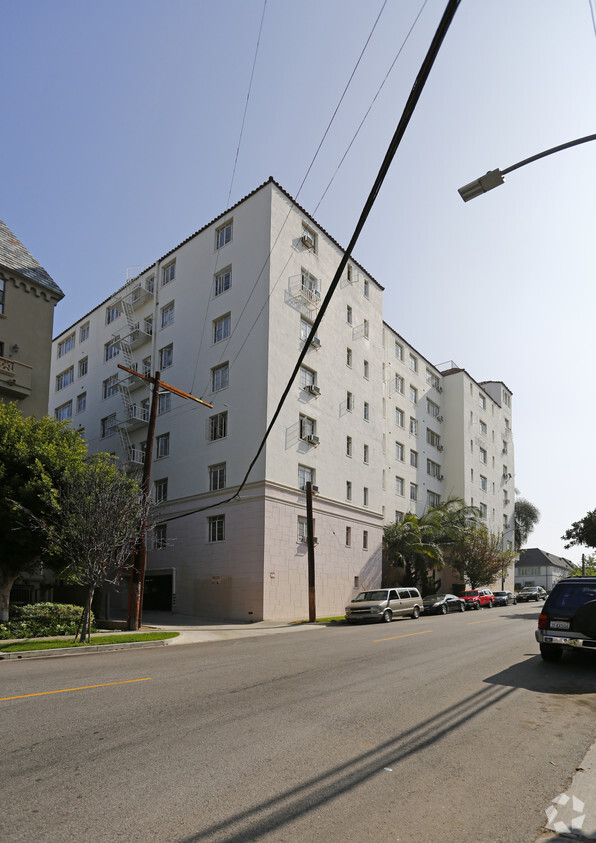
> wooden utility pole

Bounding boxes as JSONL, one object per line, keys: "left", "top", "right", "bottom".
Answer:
{"left": 306, "top": 481, "right": 316, "bottom": 622}
{"left": 117, "top": 363, "right": 212, "bottom": 629}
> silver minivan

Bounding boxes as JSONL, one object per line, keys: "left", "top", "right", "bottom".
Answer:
{"left": 345, "top": 587, "right": 423, "bottom": 623}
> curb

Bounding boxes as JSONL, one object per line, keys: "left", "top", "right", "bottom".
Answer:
{"left": 0, "top": 639, "right": 170, "bottom": 660}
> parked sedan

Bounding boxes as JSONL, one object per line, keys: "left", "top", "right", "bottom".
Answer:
{"left": 422, "top": 593, "right": 466, "bottom": 615}
{"left": 518, "top": 586, "right": 547, "bottom": 602}
{"left": 492, "top": 590, "right": 517, "bottom": 606}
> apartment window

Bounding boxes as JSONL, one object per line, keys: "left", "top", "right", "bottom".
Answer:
{"left": 159, "top": 344, "right": 173, "bottom": 369}
{"left": 76, "top": 393, "right": 86, "bottom": 414}
{"left": 104, "top": 340, "right": 120, "bottom": 361}
{"left": 102, "top": 374, "right": 119, "bottom": 399}
{"left": 106, "top": 304, "right": 120, "bottom": 325}
{"left": 346, "top": 526, "right": 352, "bottom": 547}
{"left": 145, "top": 276, "right": 155, "bottom": 294}
{"left": 144, "top": 315, "right": 153, "bottom": 336}
{"left": 298, "top": 516, "right": 308, "bottom": 543}
{"left": 58, "top": 334, "right": 75, "bottom": 357}
{"left": 410, "top": 483, "right": 418, "bottom": 502}
{"left": 208, "top": 411, "right": 227, "bottom": 441}
{"left": 480, "top": 503, "right": 488, "bottom": 519}
{"left": 428, "top": 491, "right": 441, "bottom": 508}
{"left": 158, "top": 392, "right": 171, "bottom": 415}
{"left": 299, "top": 414, "right": 316, "bottom": 439}
{"left": 156, "top": 433, "right": 170, "bottom": 458}
{"left": 427, "top": 429, "right": 441, "bottom": 448}
{"left": 211, "top": 362, "right": 229, "bottom": 392}
{"left": 301, "top": 223, "right": 317, "bottom": 252}
{"left": 395, "top": 375, "right": 404, "bottom": 394}
{"left": 363, "top": 530, "right": 369, "bottom": 550}
{"left": 363, "top": 360, "right": 369, "bottom": 379}
{"left": 409, "top": 417, "right": 418, "bottom": 436}
{"left": 301, "top": 269, "right": 319, "bottom": 298}
{"left": 0, "top": 278, "right": 4, "bottom": 314}
{"left": 479, "top": 420, "right": 487, "bottom": 436}
{"left": 213, "top": 313, "right": 231, "bottom": 344}
{"left": 479, "top": 394, "right": 486, "bottom": 410}
{"left": 363, "top": 319, "right": 369, "bottom": 339}
{"left": 346, "top": 391, "right": 354, "bottom": 411}
{"left": 479, "top": 447, "right": 487, "bottom": 464}
{"left": 503, "top": 391, "right": 511, "bottom": 408}
{"left": 300, "top": 316, "right": 312, "bottom": 341}
{"left": 503, "top": 514, "right": 508, "bottom": 529}
{"left": 154, "top": 524, "right": 167, "bottom": 549}
{"left": 363, "top": 402, "right": 369, "bottom": 421}
{"left": 427, "top": 459, "right": 441, "bottom": 478}
{"left": 427, "top": 398, "right": 439, "bottom": 417}
{"left": 363, "top": 444, "right": 369, "bottom": 464}
{"left": 298, "top": 464, "right": 314, "bottom": 490}
{"left": 216, "top": 220, "right": 233, "bottom": 249}
{"left": 409, "top": 354, "right": 418, "bottom": 372}
{"left": 346, "top": 481, "right": 352, "bottom": 501}
{"left": 208, "top": 514, "right": 225, "bottom": 542}
{"left": 480, "top": 475, "right": 488, "bottom": 491}
{"left": 78, "top": 357, "right": 88, "bottom": 378}
{"left": 346, "top": 347, "right": 352, "bottom": 367}
{"left": 426, "top": 369, "right": 440, "bottom": 389}
{"left": 214, "top": 267, "right": 232, "bottom": 298}
{"left": 55, "top": 401, "right": 72, "bottom": 422}
{"left": 395, "top": 342, "right": 403, "bottom": 361}
{"left": 160, "top": 302, "right": 175, "bottom": 329}
{"left": 79, "top": 323, "right": 89, "bottom": 342}
{"left": 300, "top": 366, "right": 316, "bottom": 389}
{"left": 471, "top": 468, "right": 474, "bottom": 482}
{"left": 396, "top": 441, "right": 404, "bottom": 461}
{"left": 363, "top": 279, "right": 370, "bottom": 299}
{"left": 363, "top": 487, "right": 369, "bottom": 507}
{"left": 162, "top": 261, "right": 176, "bottom": 286}
{"left": 154, "top": 478, "right": 168, "bottom": 503}
{"left": 346, "top": 436, "right": 352, "bottom": 457}
{"left": 410, "top": 449, "right": 418, "bottom": 468}
{"left": 396, "top": 408, "right": 405, "bottom": 427}
{"left": 209, "top": 462, "right": 226, "bottom": 491}
{"left": 410, "top": 385, "right": 418, "bottom": 404}
{"left": 395, "top": 510, "right": 404, "bottom": 524}
{"left": 470, "top": 439, "right": 474, "bottom": 453}
{"left": 396, "top": 476, "right": 404, "bottom": 496}
{"left": 142, "top": 356, "right": 152, "bottom": 377}
{"left": 101, "top": 414, "right": 117, "bottom": 438}
{"left": 56, "top": 367, "right": 74, "bottom": 391}
{"left": 346, "top": 305, "right": 353, "bottom": 325}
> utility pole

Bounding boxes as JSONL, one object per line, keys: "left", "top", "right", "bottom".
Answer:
{"left": 118, "top": 363, "right": 212, "bottom": 629}
{"left": 306, "top": 481, "right": 316, "bottom": 622}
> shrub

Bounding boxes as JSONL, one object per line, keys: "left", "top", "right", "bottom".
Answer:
{"left": 0, "top": 603, "right": 95, "bottom": 639}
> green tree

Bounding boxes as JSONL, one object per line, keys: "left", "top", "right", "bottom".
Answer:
{"left": 450, "top": 526, "right": 516, "bottom": 589}
{"left": 568, "top": 554, "right": 596, "bottom": 576}
{"left": 0, "top": 402, "right": 87, "bottom": 621}
{"left": 562, "top": 510, "right": 596, "bottom": 551}
{"left": 29, "top": 454, "right": 148, "bottom": 643}
{"left": 514, "top": 498, "right": 541, "bottom": 550}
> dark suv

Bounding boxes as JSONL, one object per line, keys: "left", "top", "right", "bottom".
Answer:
{"left": 535, "top": 577, "right": 596, "bottom": 661}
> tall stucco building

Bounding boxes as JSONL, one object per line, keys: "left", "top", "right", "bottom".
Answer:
{"left": 49, "top": 178, "right": 514, "bottom": 619}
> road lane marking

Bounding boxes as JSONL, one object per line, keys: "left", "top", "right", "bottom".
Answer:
{"left": 374, "top": 630, "right": 432, "bottom": 643}
{"left": 467, "top": 618, "right": 501, "bottom": 625}
{"left": 0, "top": 677, "right": 151, "bottom": 702}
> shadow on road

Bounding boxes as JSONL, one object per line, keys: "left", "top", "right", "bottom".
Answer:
{"left": 485, "top": 651, "right": 596, "bottom": 695}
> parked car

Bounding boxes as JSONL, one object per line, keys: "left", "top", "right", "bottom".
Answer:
{"left": 535, "top": 576, "right": 596, "bottom": 661}
{"left": 518, "top": 586, "right": 547, "bottom": 603}
{"left": 345, "top": 587, "right": 423, "bottom": 623}
{"left": 422, "top": 593, "right": 465, "bottom": 615}
{"left": 460, "top": 588, "right": 494, "bottom": 610}
{"left": 492, "top": 590, "right": 517, "bottom": 606}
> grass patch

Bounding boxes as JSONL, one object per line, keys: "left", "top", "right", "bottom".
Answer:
{"left": 293, "top": 617, "right": 345, "bottom": 624}
{"left": 0, "top": 631, "right": 179, "bottom": 653}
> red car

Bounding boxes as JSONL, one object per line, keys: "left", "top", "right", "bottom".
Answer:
{"left": 460, "top": 589, "right": 494, "bottom": 610}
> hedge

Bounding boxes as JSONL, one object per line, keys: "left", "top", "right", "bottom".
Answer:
{"left": 0, "top": 602, "right": 95, "bottom": 640}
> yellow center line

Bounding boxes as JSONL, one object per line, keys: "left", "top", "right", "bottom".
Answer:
{"left": 374, "top": 630, "right": 432, "bottom": 643}
{"left": 467, "top": 618, "right": 501, "bottom": 625}
{"left": 0, "top": 677, "right": 151, "bottom": 702}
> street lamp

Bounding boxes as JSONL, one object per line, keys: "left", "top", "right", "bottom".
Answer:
{"left": 458, "top": 133, "right": 596, "bottom": 201}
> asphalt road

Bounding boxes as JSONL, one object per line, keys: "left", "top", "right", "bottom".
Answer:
{"left": 2, "top": 604, "right": 595, "bottom": 842}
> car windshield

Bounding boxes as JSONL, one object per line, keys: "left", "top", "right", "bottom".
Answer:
{"left": 547, "top": 584, "right": 596, "bottom": 611}
{"left": 462, "top": 591, "right": 478, "bottom": 597}
{"left": 493, "top": 592, "right": 506, "bottom": 597}
{"left": 423, "top": 594, "right": 445, "bottom": 603}
{"left": 521, "top": 588, "right": 536, "bottom": 592}
{"left": 353, "top": 590, "right": 387, "bottom": 602}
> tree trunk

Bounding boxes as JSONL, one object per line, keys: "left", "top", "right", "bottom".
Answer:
{"left": 0, "top": 575, "right": 18, "bottom": 623}
{"left": 74, "top": 587, "right": 95, "bottom": 644}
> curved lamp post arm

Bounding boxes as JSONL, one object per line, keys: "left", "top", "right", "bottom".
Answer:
{"left": 458, "top": 133, "right": 596, "bottom": 202}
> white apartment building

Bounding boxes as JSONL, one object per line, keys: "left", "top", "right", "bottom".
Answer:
{"left": 49, "top": 178, "right": 514, "bottom": 620}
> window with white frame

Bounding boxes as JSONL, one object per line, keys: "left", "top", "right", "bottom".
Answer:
{"left": 346, "top": 435, "right": 352, "bottom": 457}
{"left": 145, "top": 276, "right": 155, "bottom": 294}
{"left": 503, "top": 391, "right": 511, "bottom": 408}
{"left": 363, "top": 319, "right": 369, "bottom": 339}
{"left": 55, "top": 401, "right": 72, "bottom": 422}
{"left": 162, "top": 261, "right": 176, "bottom": 286}
{"left": 144, "top": 315, "right": 153, "bottom": 336}
{"left": 427, "top": 459, "right": 441, "bottom": 478}
{"left": 104, "top": 340, "right": 120, "bottom": 361}
{"left": 102, "top": 374, "right": 119, "bottom": 399}
{"left": 301, "top": 223, "right": 317, "bottom": 252}
{"left": 410, "top": 449, "right": 418, "bottom": 468}
{"left": 346, "top": 391, "right": 353, "bottom": 411}
{"left": 211, "top": 362, "right": 229, "bottom": 392}
{"left": 56, "top": 367, "right": 74, "bottom": 391}
{"left": 160, "top": 302, "right": 175, "bottom": 329}
{"left": 395, "top": 510, "right": 404, "bottom": 524}
{"left": 395, "top": 341, "right": 403, "bottom": 361}
{"left": 363, "top": 402, "right": 369, "bottom": 421}
{"left": 479, "top": 447, "right": 487, "bottom": 464}
{"left": 427, "top": 428, "right": 441, "bottom": 448}
{"left": 396, "top": 408, "right": 405, "bottom": 427}
{"left": 156, "top": 432, "right": 170, "bottom": 458}
{"left": 209, "top": 462, "right": 226, "bottom": 491}
{"left": 363, "top": 279, "right": 370, "bottom": 299}
{"left": 426, "top": 369, "right": 440, "bottom": 389}
{"left": 363, "top": 443, "right": 369, "bottom": 464}
{"left": 346, "top": 480, "right": 352, "bottom": 501}
{"left": 396, "top": 441, "right": 404, "bottom": 461}
{"left": 409, "top": 354, "right": 417, "bottom": 372}
{"left": 479, "top": 420, "right": 487, "bottom": 435}
{"left": 79, "top": 323, "right": 89, "bottom": 342}
{"left": 158, "top": 392, "right": 171, "bottom": 415}
{"left": 209, "top": 411, "right": 227, "bottom": 441}
{"left": 409, "top": 385, "right": 418, "bottom": 404}
{"left": 299, "top": 414, "right": 316, "bottom": 439}
{"left": 396, "top": 476, "right": 404, "bottom": 496}
{"left": 213, "top": 313, "right": 231, "bottom": 344}
{"left": 216, "top": 220, "right": 233, "bottom": 249}
{"left": 159, "top": 344, "right": 173, "bottom": 369}
{"left": 101, "top": 413, "right": 117, "bottom": 438}
{"left": 480, "top": 475, "right": 488, "bottom": 491}
{"left": 154, "top": 524, "right": 167, "bottom": 549}
{"left": 426, "top": 398, "right": 440, "bottom": 417}
{"left": 480, "top": 503, "right": 487, "bottom": 519}
{"left": 76, "top": 393, "right": 86, "bottom": 414}
{"left": 78, "top": 357, "right": 88, "bottom": 378}
{"left": 142, "top": 356, "right": 151, "bottom": 377}
{"left": 427, "top": 491, "right": 441, "bottom": 508}
{"left": 345, "top": 526, "right": 352, "bottom": 547}
{"left": 208, "top": 514, "right": 225, "bottom": 542}
{"left": 346, "top": 305, "right": 353, "bottom": 325}
{"left": 346, "top": 347, "right": 352, "bottom": 367}
{"left": 409, "top": 417, "right": 418, "bottom": 436}
{"left": 298, "top": 464, "right": 314, "bottom": 490}
{"left": 479, "top": 393, "right": 486, "bottom": 410}
{"left": 154, "top": 478, "right": 168, "bottom": 503}
{"left": 58, "top": 334, "right": 75, "bottom": 357}
{"left": 106, "top": 304, "right": 120, "bottom": 325}
{"left": 395, "top": 374, "right": 404, "bottom": 394}
{"left": 214, "top": 266, "right": 232, "bottom": 297}
{"left": 297, "top": 516, "right": 308, "bottom": 542}
{"left": 410, "top": 482, "right": 418, "bottom": 501}
{"left": 300, "top": 316, "right": 312, "bottom": 341}
{"left": 301, "top": 269, "right": 319, "bottom": 298}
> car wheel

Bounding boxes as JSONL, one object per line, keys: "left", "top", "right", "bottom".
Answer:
{"left": 513, "top": 599, "right": 517, "bottom": 605}
{"left": 459, "top": 602, "right": 465, "bottom": 612}
{"left": 412, "top": 606, "right": 420, "bottom": 620}
{"left": 441, "top": 604, "right": 448, "bottom": 615}
{"left": 535, "top": 595, "right": 539, "bottom": 601}
{"left": 540, "top": 643, "right": 563, "bottom": 662}
{"left": 382, "top": 609, "right": 392, "bottom": 623}
{"left": 488, "top": 600, "right": 493, "bottom": 608}
{"left": 475, "top": 602, "right": 480, "bottom": 610}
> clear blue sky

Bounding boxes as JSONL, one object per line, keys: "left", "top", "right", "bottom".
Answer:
{"left": 3, "top": 0, "right": 596, "bottom": 563}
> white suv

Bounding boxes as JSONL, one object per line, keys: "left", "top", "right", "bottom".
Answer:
{"left": 345, "top": 587, "right": 423, "bottom": 623}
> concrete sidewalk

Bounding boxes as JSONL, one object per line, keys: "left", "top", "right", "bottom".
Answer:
{"left": 139, "top": 611, "right": 329, "bottom": 645}
{"left": 537, "top": 739, "right": 596, "bottom": 841}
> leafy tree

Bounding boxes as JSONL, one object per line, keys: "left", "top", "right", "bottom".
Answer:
{"left": 0, "top": 402, "right": 87, "bottom": 621}
{"left": 29, "top": 453, "right": 148, "bottom": 643}
{"left": 568, "top": 554, "right": 596, "bottom": 577}
{"left": 450, "top": 526, "right": 516, "bottom": 589}
{"left": 514, "top": 498, "right": 541, "bottom": 550}
{"left": 562, "top": 510, "right": 596, "bottom": 551}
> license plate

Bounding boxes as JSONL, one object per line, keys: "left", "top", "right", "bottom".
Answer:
{"left": 550, "top": 621, "right": 570, "bottom": 630}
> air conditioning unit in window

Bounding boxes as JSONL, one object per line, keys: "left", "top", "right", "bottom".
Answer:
{"left": 312, "top": 485, "right": 319, "bottom": 494}
{"left": 306, "top": 384, "right": 320, "bottom": 396}
{"left": 436, "top": 415, "right": 444, "bottom": 423}
{"left": 437, "top": 474, "right": 444, "bottom": 481}
{"left": 437, "top": 385, "right": 443, "bottom": 393}
{"left": 306, "top": 434, "right": 320, "bottom": 445}
{"left": 313, "top": 536, "right": 318, "bottom": 544}
{"left": 437, "top": 444, "right": 444, "bottom": 452}
{"left": 310, "top": 336, "right": 321, "bottom": 349}
{"left": 301, "top": 233, "right": 315, "bottom": 250}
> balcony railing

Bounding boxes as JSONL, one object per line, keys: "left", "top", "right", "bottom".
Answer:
{"left": 0, "top": 356, "right": 33, "bottom": 399}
